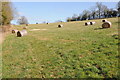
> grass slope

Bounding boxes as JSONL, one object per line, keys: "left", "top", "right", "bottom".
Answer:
{"left": 2, "top": 18, "right": 119, "bottom": 78}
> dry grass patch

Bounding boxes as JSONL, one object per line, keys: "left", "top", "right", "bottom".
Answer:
{"left": 30, "top": 29, "right": 47, "bottom": 31}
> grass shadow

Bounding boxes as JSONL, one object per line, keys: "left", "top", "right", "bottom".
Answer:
{"left": 94, "top": 27, "right": 109, "bottom": 30}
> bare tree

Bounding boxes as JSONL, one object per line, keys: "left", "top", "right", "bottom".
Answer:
{"left": 77, "top": 14, "right": 82, "bottom": 21}
{"left": 68, "top": 14, "right": 77, "bottom": 21}
{"left": 90, "top": 6, "right": 96, "bottom": 19}
{"left": 17, "top": 16, "right": 29, "bottom": 25}
{"left": 102, "top": 5, "right": 109, "bottom": 18}
{"left": 117, "top": 1, "right": 120, "bottom": 16}
{"left": 96, "top": 2, "right": 103, "bottom": 18}
{"left": 118, "top": 1, "right": 120, "bottom": 10}
{"left": 108, "top": 8, "right": 118, "bottom": 17}
{"left": 81, "top": 10, "right": 90, "bottom": 20}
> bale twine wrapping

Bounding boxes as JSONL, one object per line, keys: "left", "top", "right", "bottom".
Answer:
{"left": 85, "top": 22, "right": 90, "bottom": 26}
{"left": 90, "top": 22, "right": 95, "bottom": 25}
{"left": 12, "top": 29, "right": 18, "bottom": 33}
{"left": 17, "top": 30, "right": 27, "bottom": 37}
{"left": 102, "top": 19, "right": 107, "bottom": 22}
{"left": 102, "top": 21, "right": 111, "bottom": 28}
{"left": 58, "top": 24, "right": 63, "bottom": 28}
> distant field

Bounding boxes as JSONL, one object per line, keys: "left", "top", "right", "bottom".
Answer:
{"left": 2, "top": 18, "right": 119, "bottom": 78}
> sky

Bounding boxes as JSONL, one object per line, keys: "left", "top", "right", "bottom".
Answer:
{"left": 11, "top": 2, "right": 118, "bottom": 24}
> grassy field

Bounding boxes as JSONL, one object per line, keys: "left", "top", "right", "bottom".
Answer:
{"left": 2, "top": 18, "right": 119, "bottom": 78}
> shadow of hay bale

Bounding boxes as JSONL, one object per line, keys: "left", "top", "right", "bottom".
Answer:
{"left": 94, "top": 28, "right": 105, "bottom": 30}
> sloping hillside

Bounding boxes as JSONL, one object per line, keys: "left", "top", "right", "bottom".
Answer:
{"left": 2, "top": 18, "right": 119, "bottom": 78}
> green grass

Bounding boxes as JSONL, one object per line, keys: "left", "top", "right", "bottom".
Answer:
{"left": 2, "top": 17, "right": 119, "bottom": 78}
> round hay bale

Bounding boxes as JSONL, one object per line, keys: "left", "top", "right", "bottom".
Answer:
{"left": 58, "top": 24, "right": 63, "bottom": 28}
{"left": 85, "top": 22, "right": 88, "bottom": 26}
{"left": 102, "top": 21, "right": 111, "bottom": 28}
{"left": 92, "top": 22, "right": 95, "bottom": 24}
{"left": 23, "top": 26, "right": 27, "bottom": 29}
{"left": 12, "top": 29, "right": 18, "bottom": 33}
{"left": 90, "top": 22, "right": 93, "bottom": 25}
{"left": 46, "top": 23, "right": 49, "bottom": 24}
{"left": 85, "top": 22, "right": 90, "bottom": 26}
{"left": 26, "top": 24, "right": 28, "bottom": 26}
{"left": 17, "top": 30, "right": 27, "bottom": 37}
{"left": 90, "top": 22, "right": 95, "bottom": 25}
{"left": 102, "top": 19, "right": 107, "bottom": 22}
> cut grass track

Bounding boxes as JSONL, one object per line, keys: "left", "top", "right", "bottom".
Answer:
{"left": 2, "top": 18, "right": 119, "bottom": 78}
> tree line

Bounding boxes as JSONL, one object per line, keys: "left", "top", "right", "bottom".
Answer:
{"left": 0, "top": 1, "right": 120, "bottom": 25}
{"left": 66, "top": 2, "right": 120, "bottom": 22}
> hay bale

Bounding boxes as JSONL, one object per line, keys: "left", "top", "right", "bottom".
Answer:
{"left": 102, "top": 21, "right": 111, "bottom": 28}
{"left": 17, "top": 30, "right": 27, "bottom": 37}
{"left": 58, "top": 24, "right": 63, "bottom": 28}
{"left": 102, "top": 19, "right": 107, "bottom": 22}
{"left": 23, "top": 26, "right": 27, "bottom": 29}
{"left": 26, "top": 24, "right": 28, "bottom": 26}
{"left": 12, "top": 29, "right": 18, "bottom": 33}
{"left": 90, "top": 22, "right": 95, "bottom": 25}
{"left": 46, "top": 23, "right": 49, "bottom": 24}
{"left": 85, "top": 22, "right": 90, "bottom": 26}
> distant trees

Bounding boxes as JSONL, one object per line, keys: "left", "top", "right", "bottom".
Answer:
{"left": 66, "top": 17, "right": 72, "bottom": 22}
{"left": 96, "top": 2, "right": 103, "bottom": 18}
{"left": 71, "top": 14, "right": 78, "bottom": 21}
{"left": 81, "top": 10, "right": 90, "bottom": 20}
{"left": 101, "top": 5, "right": 108, "bottom": 18}
{"left": 90, "top": 6, "right": 96, "bottom": 19}
{"left": 76, "top": 15, "right": 81, "bottom": 21}
{"left": 0, "top": 0, "right": 17, "bottom": 25}
{"left": 66, "top": 2, "right": 119, "bottom": 22}
{"left": 117, "top": 1, "right": 120, "bottom": 16}
{"left": 17, "top": 16, "right": 29, "bottom": 25}
{"left": 118, "top": 1, "right": 120, "bottom": 10}
{"left": 110, "top": 9, "right": 118, "bottom": 17}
